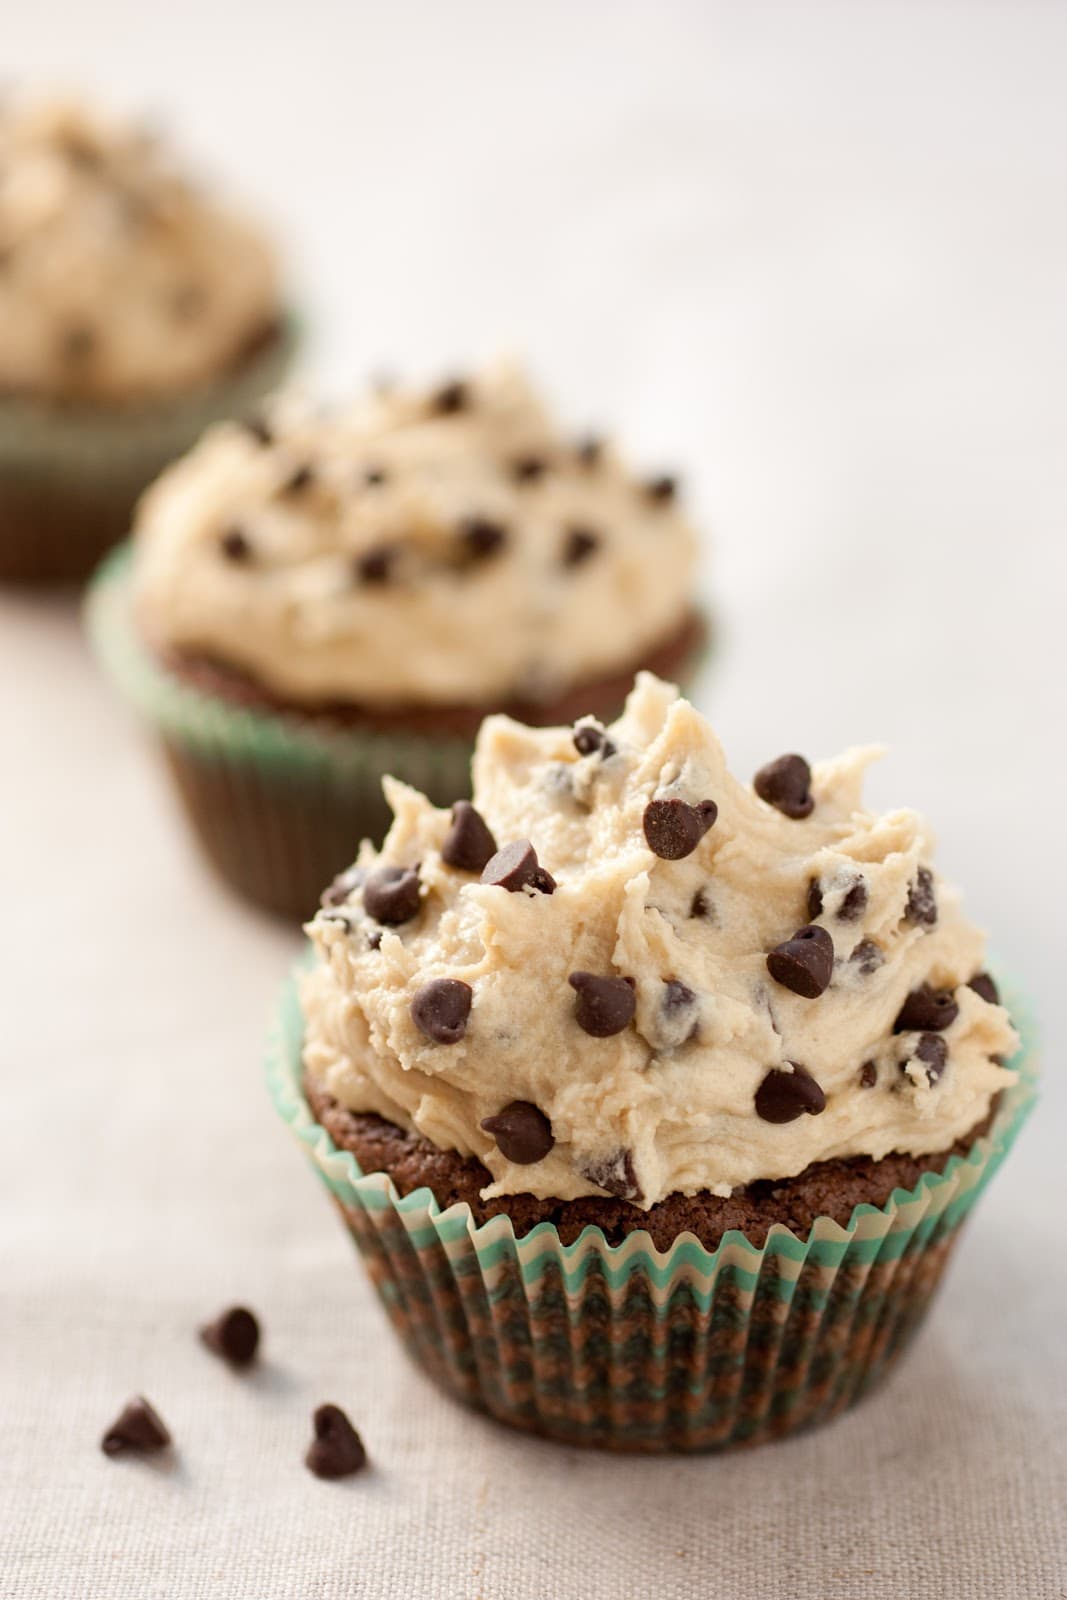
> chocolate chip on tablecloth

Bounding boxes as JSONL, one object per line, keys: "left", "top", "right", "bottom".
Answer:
{"left": 355, "top": 544, "right": 397, "bottom": 585}
{"left": 480, "top": 839, "right": 555, "bottom": 894}
{"left": 562, "top": 526, "right": 600, "bottom": 567}
{"left": 968, "top": 971, "right": 1000, "bottom": 1006}
{"left": 893, "top": 984, "right": 959, "bottom": 1033}
{"left": 200, "top": 1306, "right": 260, "bottom": 1368}
{"left": 321, "top": 865, "right": 364, "bottom": 908}
{"left": 568, "top": 971, "right": 636, "bottom": 1037}
{"left": 572, "top": 721, "right": 615, "bottom": 758}
{"left": 101, "top": 1397, "right": 171, "bottom": 1458}
{"left": 859, "top": 1060, "right": 878, "bottom": 1088}
{"left": 766, "top": 925, "right": 834, "bottom": 998}
{"left": 905, "top": 866, "right": 938, "bottom": 926}
{"left": 643, "top": 797, "right": 717, "bottom": 860}
{"left": 442, "top": 801, "right": 498, "bottom": 874}
{"left": 753, "top": 754, "right": 814, "bottom": 819}
{"left": 411, "top": 978, "right": 472, "bottom": 1044}
{"left": 363, "top": 865, "right": 421, "bottom": 925}
{"left": 458, "top": 516, "right": 507, "bottom": 563}
{"left": 645, "top": 474, "right": 677, "bottom": 503}
{"left": 911, "top": 1033, "right": 948, "bottom": 1085}
{"left": 579, "top": 1148, "right": 642, "bottom": 1201}
{"left": 305, "top": 1404, "right": 367, "bottom": 1480}
{"left": 481, "top": 1101, "right": 554, "bottom": 1164}
{"left": 755, "top": 1063, "right": 827, "bottom": 1123}
{"left": 219, "top": 526, "right": 252, "bottom": 563}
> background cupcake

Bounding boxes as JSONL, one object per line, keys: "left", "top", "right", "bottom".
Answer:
{"left": 0, "top": 93, "right": 295, "bottom": 584}
{"left": 270, "top": 673, "right": 1032, "bottom": 1453}
{"left": 89, "top": 362, "right": 707, "bottom": 918}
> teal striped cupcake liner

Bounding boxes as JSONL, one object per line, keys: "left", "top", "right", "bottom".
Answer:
{"left": 267, "top": 962, "right": 1037, "bottom": 1453}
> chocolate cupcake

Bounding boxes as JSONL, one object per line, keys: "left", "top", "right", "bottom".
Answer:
{"left": 268, "top": 673, "right": 1033, "bottom": 1453}
{"left": 0, "top": 94, "right": 295, "bottom": 584}
{"left": 88, "top": 364, "right": 706, "bottom": 917}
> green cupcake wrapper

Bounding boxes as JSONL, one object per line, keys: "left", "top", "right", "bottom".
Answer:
{"left": 86, "top": 543, "right": 708, "bottom": 920}
{"left": 267, "top": 960, "right": 1036, "bottom": 1453}
{"left": 0, "top": 316, "right": 298, "bottom": 585}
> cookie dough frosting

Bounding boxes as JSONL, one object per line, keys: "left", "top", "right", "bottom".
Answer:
{"left": 132, "top": 362, "right": 698, "bottom": 707}
{"left": 0, "top": 96, "right": 279, "bottom": 403}
{"left": 301, "top": 674, "right": 1017, "bottom": 1207}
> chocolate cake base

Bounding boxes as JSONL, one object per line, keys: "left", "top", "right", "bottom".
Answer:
{"left": 305, "top": 1077, "right": 993, "bottom": 1250}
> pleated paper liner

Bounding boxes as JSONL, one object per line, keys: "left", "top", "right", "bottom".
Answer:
{"left": 86, "top": 544, "right": 710, "bottom": 921}
{"left": 267, "top": 965, "right": 1036, "bottom": 1454}
{"left": 0, "top": 316, "right": 298, "bottom": 586}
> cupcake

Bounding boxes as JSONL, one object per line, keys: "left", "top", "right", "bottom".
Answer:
{"left": 88, "top": 363, "right": 706, "bottom": 918}
{"left": 268, "top": 673, "right": 1033, "bottom": 1453}
{"left": 0, "top": 94, "right": 294, "bottom": 584}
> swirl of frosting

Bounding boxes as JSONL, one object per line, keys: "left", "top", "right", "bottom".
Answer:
{"left": 301, "top": 674, "right": 1017, "bottom": 1207}
{"left": 0, "top": 95, "right": 280, "bottom": 403}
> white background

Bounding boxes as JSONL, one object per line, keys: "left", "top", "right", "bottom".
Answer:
{"left": 1, "top": 3, "right": 1064, "bottom": 1596}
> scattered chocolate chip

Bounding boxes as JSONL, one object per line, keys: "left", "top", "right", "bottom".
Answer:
{"left": 849, "top": 939, "right": 884, "bottom": 975}
{"left": 766, "top": 925, "right": 834, "bottom": 998}
{"left": 839, "top": 879, "right": 869, "bottom": 921}
{"left": 243, "top": 415, "right": 273, "bottom": 446}
{"left": 305, "top": 1404, "right": 367, "bottom": 1480}
{"left": 905, "top": 866, "right": 938, "bottom": 927}
{"left": 283, "top": 463, "right": 315, "bottom": 495}
{"left": 458, "top": 516, "right": 507, "bottom": 563}
{"left": 690, "top": 888, "right": 713, "bottom": 921}
{"left": 354, "top": 544, "right": 396, "bottom": 584}
{"left": 580, "top": 1149, "right": 641, "bottom": 1202}
{"left": 572, "top": 721, "right": 615, "bottom": 758}
{"left": 753, "top": 754, "right": 814, "bottom": 819}
{"left": 321, "top": 865, "right": 364, "bottom": 908}
{"left": 642, "top": 798, "right": 718, "bottom": 860}
{"left": 510, "top": 453, "right": 548, "bottom": 483}
{"left": 568, "top": 971, "right": 636, "bottom": 1037}
{"left": 363, "top": 865, "right": 421, "bottom": 925}
{"left": 480, "top": 839, "right": 555, "bottom": 893}
{"left": 429, "top": 378, "right": 469, "bottom": 416}
{"left": 911, "top": 1033, "right": 948, "bottom": 1085}
{"left": 362, "top": 466, "right": 388, "bottom": 487}
{"left": 200, "top": 1306, "right": 260, "bottom": 1368}
{"left": 859, "top": 1060, "right": 878, "bottom": 1088}
{"left": 968, "top": 971, "right": 999, "bottom": 1006}
{"left": 806, "top": 879, "right": 823, "bottom": 920}
{"left": 219, "top": 526, "right": 252, "bottom": 563}
{"left": 562, "top": 525, "right": 600, "bottom": 567}
{"left": 645, "top": 474, "right": 678, "bottom": 503}
{"left": 481, "top": 1100, "right": 554, "bottom": 1164}
{"left": 60, "top": 323, "right": 96, "bottom": 365}
{"left": 664, "top": 979, "right": 696, "bottom": 1012}
{"left": 657, "top": 979, "right": 700, "bottom": 1047}
{"left": 101, "top": 1397, "right": 171, "bottom": 1458}
{"left": 893, "top": 984, "right": 959, "bottom": 1033}
{"left": 755, "top": 1063, "right": 827, "bottom": 1123}
{"left": 442, "top": 801, "right": 498, "bottom": 874}
{"left": 410, "top": 978, "right": 472, "bottom": 1044}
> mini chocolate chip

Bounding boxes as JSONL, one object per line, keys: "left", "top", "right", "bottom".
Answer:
{"left": 645, "top": 474, "right": 678, "bottom": 503}
{"left": 283, "top": 463, "right": 315, "bottom": 494}
{"left": 568, "top": 971, "right": 636, "bottom": 1037}
{"left": 429, "top": 378, "right": 469, "bottom": 415}
{"left": 410, "top": 978, "right": 472, "bottom": 1044}
{"left": 690, "top": 888, "right": 713, "bottom": 920}
{"left": 859, "top": 1060, "right": 878, "bottom": 1088}
{"left": 659, "top": 979, "right": 700, "bottom": 1047}
{"left": 912, "top": 1033, "right": 948, "bottom": 1085}
{"left": 321, "top": 865, "right": 364, "bottom": 908}
{"left": 481, "top": 1100, "right": 554, "bottom": 1164}
{"left": 753, "top": 754, "right": 814, "bottom": 819}
{"left": 362, "top": 466, "right": 388, "bottom": 487}
{"left": 575, "top": 435, "right": 603, "bottom": 467}
{"left": 905, "top": 866, "right": 938, "bottom": 926}
{"left": 755, "top": 1063, "right": 827, "bottom": 1123}
{"left": 243, "top": 415, "right": 273, "bottom": 446}
{"left": 562, "top": 526, "right": 600, "bottom": 567}
{"left": 642, "top": 797, "right": 718, "bottom": 860}
{"left": 442, "top": 801, "right": 498, "bottom": 874}
{"left": 219, "top": 526, "right": 252, "bottom": 563}
{"left": 510, "top": 454, "right": 548, "bottom": 483}
{"left": 305, "top": 1404, "right": 367, "bottom": 1480}
{"left": 807, "top": 879, "right": 824, "bottom": 919}
{"left": 573, "top": 721, "right": 615, "bottom": 758}
{"left": 355, "top": 544, "right": 396, "bottom": 584}
{"left": 968, "top": 971, "right": 999, "bottom": 1006}
{"left": 766, "top": 925, "right": 834, "bottom": 998}
{"left": 101, "top": 1397, "right": 171, "bottom": 1458}
{"left": 893, "top": 984, "right": 959, "bottom": 1033}
{"left": 363, "top": 865, "right": 421, "bottom": 925}
{"left": 480, "top": 839, "right": 555, "bottom": 893}
{"left": 849, "top": 939, "right": 884, "bottom": 975}
{"left": 664, "top": 979, "right": 696, "bottom": 1012}
{"left": 580, "top": 1148, "right": 641, "bottom": 1202}
{"left": 60, "top": 322, "right": 96, "bottom": 364}
{"left": 200, "top": 1306, "right": 259, "bottom": 1368}
{"left": 839, "top": 879, "right": 869, "bottom": 921}
{"left": 458, "top": 516, "right": 507, "bottom": 562}
{"left": 367, "top": 930, "right": 383, "bottom": 951}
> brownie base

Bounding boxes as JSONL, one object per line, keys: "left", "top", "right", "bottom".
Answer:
{"left": 305, "top": 1076, "right": 994, "bottom": 1251}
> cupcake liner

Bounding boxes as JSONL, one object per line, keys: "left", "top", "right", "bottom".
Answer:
{"left": 86, "top": 544, "right": 709, "bottom": 921}
{"left": 267, "top": 962, "right": 1036, "bottom": 1453}
{"left": 0, "top": 316, "right": 298, "bottom": 585}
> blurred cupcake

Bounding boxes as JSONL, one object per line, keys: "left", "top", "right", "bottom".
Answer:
{"left": 268, "top": 673, "right": 1033, "bottom": 1453}
{"left": 0, "top": 93, "right": 294, "bottom": 584}
{"left": 88, "top": 363, "right": 707, "bottom": 918}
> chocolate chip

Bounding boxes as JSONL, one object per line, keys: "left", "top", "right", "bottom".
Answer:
{"left": 839, "top": 879, "right": 868, "bottom": 921}
{"left": 911, "top": 1033, "right": 948, "bottom": 1085}
{"left": 754, "top": 1063, "right": 826, "bottom": 1123}
{"left": 458, "top": 516, "right": 507, "bottom": 563}
{"left": 905, "top": 866, "right": 938, "bottom": 926}
{"left": 562, "top": 526, "right": 600, "bottom": 568}
{"left": 355, "top": 544, "right": 396, "bottom": 584}
{"left": 101, "top": 1397, "right": 171, "bottom": 1458}
{"left": 657, "top": 979, "right": 700, "bottom": 1047}
{"left": 410, "top": 978, "right": 472, "bottom": 1044}
{"left": 859, "top": 1060, "right": 878, "bottom": 1088}
{"left": 968, "top": 971, "right": 999, "bottom": 1006}
{"left": 429, "top": 378, "right": 469, "bottom": 415}
{"left": 60, "top": 322, "right": 96, "bottom": 364}
{"left": 753, "top": 754, "right": 814, "bottom": 819}
{"left": 243, "top": 415, "right": 273, "bottom": 446}
{"left": 481, "top": 1100, "right": 554, "bottom": 1164}
{"left": 283, "top": 463, "right": 315, "bottom": 494}
{"left": 480, "top": 839, "right": 555, "bottom": 893}
{"left": 219, "top": 526, "right": 252, "bottom": 563}
{"left": 442, "top": 801, "right": 498, "bottom": 874}
{"left": 363, "top": 865, "right": 421, "bottom": 925}
{"left": 362, "top": 466, "right": 388, "bottom": 487}
{"left": 893, "top": 984, "right": 959, "bottom": 1033}
{"left": 849, "top": 939, "right": 883, "bottom": 975}
{"left": 200, "top": 1306, "right": 260, "bottom": 1368}
{"left": 580, "top": 1149, "right": 641, "bottom": 1202}
{"left": 568, "top": 971, "right": 636, "bottom": 1037}
{"left": 305, "top": 1404, "right": 367, "bottom": 1480}
{"left": 645, "top": 474, "right": 678, "bottom": 503}
{"left": 572, "top": 721, "right": 615, "bottom": 758}
{"left": 321, "top": 865, "right": 364, "bottom": 908}
{"left": 575, "top": 435, "right": 603, "bottom": 467}
{"left": 807, "top": 879, "right": 823, "bottom": 919}
{"left": 664, "top": 979, "right": 696, "bottom": 1012}
{"left": 642, "top": 798, "right": 718, "bottom": 860}
{"left": 690, "top": 887, "right": 714, "bottom": 921}
{"left": 766, "top": 925, "right": 834, "bottom": 998}
{"left": 510, "top": 454, "right": 548, "bottom": 483}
